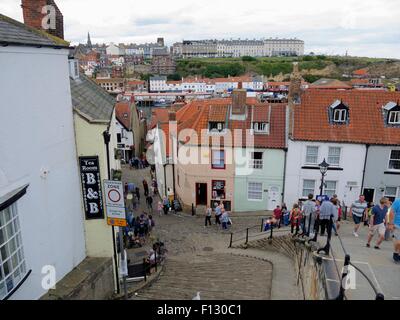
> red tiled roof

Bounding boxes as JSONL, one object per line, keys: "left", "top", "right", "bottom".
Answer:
{"left": 353, "top": 68, "right": 369, "bottom": 76}
{"left": 115, "top": 102, "right": 131, "bottom": 130}
{"left": 293, "top": 90, "right": 400, "bottom": 145}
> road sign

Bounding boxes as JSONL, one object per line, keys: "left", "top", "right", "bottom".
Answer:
{"left": 104, "top": 180, "right": 127, "bottom": 227}
{"left": 316, "top": 195, "right": 330, "bottom": 202}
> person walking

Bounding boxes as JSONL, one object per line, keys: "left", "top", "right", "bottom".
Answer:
{"left": 302, "top": 194, "right": 316, "bottom": 236}
{"left": 146, "top": 195, "right": 153, "bottom": 212}
{"left": 214, "top": 203, "right": 222, "bottom": 225}
{"left": 350, "top": 195, "right": 368, "bottom": 237}
{"left": 205, "top": 206, "right": 212, "bottom": 227}
{"left": 290, "top": 204, "right": 302, "bottom": 235}
{"left": 221, "top": 209, "right": 229, "bottom": 230}
{"left": 366, "top": 197, "right": 388, "bottom": 249}
{"left": 319, "top": 198, "right": 337, "bottom": 236}
{"left": 387, "top": 197, "right": 400, "bottom": 263}
{"left": 157, "top": 200, "right": 163, "bottom": 217}
{"left": 162, "top": 196, "right": 169, "bottom": 215}
{"left": 143, "top": 179, "right": 149, "bottom": 197}
{"left": 135, "top": 187, "right": 140, "bottom": 203}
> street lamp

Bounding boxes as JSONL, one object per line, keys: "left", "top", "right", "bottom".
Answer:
{"left": 319, "top": 158, "right": 329, "bottom": 196}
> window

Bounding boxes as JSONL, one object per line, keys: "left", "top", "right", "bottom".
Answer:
{"left": 328, "top": 147, "right": 341, "bottom": 166}
{"left": 249, "top": 152, "right": 263, "bottom": 169}
{"left": 324, "top": 181, "right": 337, "bottom": 198}
{"left": 384, "top": 187, "right": 398, "bottom": 203}
{"left": 305, "top": 146, "right": 319, "bottom": 164}
{"left": 0, "top": 203, "right": 26, "bottom": 300}
{"left": 302, "top": 180, "right": 315, "bottom": 197}
{"left": 252, "top": 122, "right": 269, "bottom": 133}
{"left": 212, "top": 180, "right": 226, "bottom": 199}
{"left": 389, "top": 150, "right": 400, "bottom": 170}
{"left": 333, "top": 109, "right": 347, "bottom": 122}
{"left": 248, "top": 182, "right": 263, "bottom": 200}
{"left": 117, "top": 133, "right": 121, "bottom": 143}
{"left": 388, "top": 111, "right": 400, "bottom": 124}
{"left": 209, "top": 122, "right": 225, "bottom": 133}
{"left": 211, "top": 150, "right": 225, "bottom": 169}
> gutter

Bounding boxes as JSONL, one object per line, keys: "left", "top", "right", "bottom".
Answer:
{"left": 360, "top": 144, "right": 370, "bottom": 192}
{"left": 282, "top": 147, "right": 288, "bottom": 204}
{"left": 0, "top": 41, "right": 71, "bottom": 50}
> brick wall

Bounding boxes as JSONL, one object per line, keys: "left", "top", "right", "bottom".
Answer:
{"left": 21, "top": 0, "right": 64, "bottom": 39}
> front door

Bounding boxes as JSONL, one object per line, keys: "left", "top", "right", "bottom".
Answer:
{"left": 267, "top": 186, "right": 281, "bottom": 211}
{"left": 363, "top": 188, "right": 375, "bottom": 204}
{"left": 196, "top": 183, "right": 207, "bottom": 206}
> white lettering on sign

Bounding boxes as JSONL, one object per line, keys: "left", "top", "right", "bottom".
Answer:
{"left": 89, "top": 202, "right": 99, "bottom": 214}
{"left": 87, "top": 188, "right": 99, "bottom": 200}
{"left": 86, "top": 173, "right": 97, "bottom": 184}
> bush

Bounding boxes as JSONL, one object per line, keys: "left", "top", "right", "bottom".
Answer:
{"left": 242, "top": 56, "right": 257, "bottom": 62}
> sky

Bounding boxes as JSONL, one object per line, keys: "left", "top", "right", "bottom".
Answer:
{"left": 1, "top": 0, "right": 400, "bottom": 58}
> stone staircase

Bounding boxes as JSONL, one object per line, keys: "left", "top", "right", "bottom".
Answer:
{"left": 133, "top": 253, "right": 273, "bottom": 300}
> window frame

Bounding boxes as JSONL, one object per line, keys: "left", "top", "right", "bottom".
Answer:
{"left": 211, "top": 149, "right": 226, "bottom": 170}
{"left": 327, "top": 147, "right": 341, "bottom": 167}
{"left": 305, "top": 146, "right": 319, "bottom": 165}
{"left": 0, "top": 203, "right": 27, "bottom": 300}
{"left": 333, "top": 108, "right": 347, "bottom": 123}
{"left": 324, "top": 180, "right": 337, "bottom": 198}
{"left": 384, "top": 186, "right": 398, "bottom": 203}
{"left": 388, "top": 149, "right": 400, "bottom": 171}
{"left": 247, "top": 182, "right": 263, "bottom": 201}
{"left": 388, "top": 111, "right": 400, "bottom": 124}
{"left": 211, "top": 180, "right": 226, "bottom": 199}
{"left": 249, "top": 151, "right": 264, "bottom": 169}
{"left": 302, "top": 179, "right": 316, "bottom": 198}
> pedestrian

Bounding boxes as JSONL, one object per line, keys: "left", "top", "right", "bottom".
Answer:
{"left": 214, "top": 202, "right": 222, "bottom": 225}
{"left": 273, "top": 205, "right": 282, "bottom": 229}
{"left": 162, "top": 196, "right": 169, "bottom": 215}
{"left": 205, "top": 206, "right": 212, "bottom": 227}
{"left": 330, "top": 198, "right": 339, "bottom": 236}
{"left": 301, "top": 194, "right": 316, "bottom": 236}
{"left": 350, "top": 195, "right": 368, "bottom": 237}
{"left": 143, "top": 179, "right": 149, "bottom": 197}
{"left": 366, "top": 197, "right": 388, "bottom": 249}
{"left": 319, "top": 198, "right": 337, "bottom": 236}
{"left": 387, "top": 197, "right": 400, "bottom": 263}
{"left": 146, "top": 195, "right": 153, "bottom": 212}
{"left": 135, "top": 187, "right": 140, "bottom": 203}
{"left": 290, "top": 204, "right": 302, "bottom": 235}
{"left": 148, "top": 215, "right": 155, "bottom": 233}
{"left": 221, "top": 209, "right": 230, "bottom": 230}
{"left": 157, "top": 200, "right": 163, "bottom": 216}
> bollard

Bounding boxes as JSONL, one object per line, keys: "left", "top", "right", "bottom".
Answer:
{"left": 269, "top": 223, "right": 273, "bottom": 239}
{"left": 245, "top": 228, "right": 249, "bottom": 244}
{"left": 191, "top": 203, "right": 195, "bottom": 216}
{"left": 260, "top": 218, "right": 264, "bottom": 232}
{"left": 154, "top": 249, "right": 157, "bottom": 272}
{"left": 229, "top": 233, "right": 233, "bottom": 248}
{"left": 336, "top": 254, "right": 350, "bottom": 300}
{"left": 143, "top": 258, "right": 147, "bottom": 282}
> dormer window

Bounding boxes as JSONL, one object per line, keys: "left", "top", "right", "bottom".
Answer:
{"left": 252, "top": 122, "right": 269, "bottom": 133}
{"left": 388, "top": 111, "right": 400, "bottom": 124}
{"left": 383, "top": 102, "right": 400, "bottom": 125}
{"left": 333, "top": 109, "right": 347, "bottom": 123}
{"left": 209, "top": 122, "right": 225, "bottom": 132}
{"left": 329, "top": 100, "right": 349, "bottom": 124}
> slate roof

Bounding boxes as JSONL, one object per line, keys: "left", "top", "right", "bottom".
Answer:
{"left": 310, "top": 78, "right": 352, "bottom": 89}
{"left": 0, "top": 13, "right": 69, "bottom": 48}
{"left": 115, "top": 102, "right": 132, "bottom": 130}
{"left": 70, "top": 73, "right": 115, "bottom": 122}
{"left": 293, "top": 89, "right": 400, "bottom": 145}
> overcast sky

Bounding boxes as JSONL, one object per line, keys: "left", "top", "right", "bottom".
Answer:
{"left": 1, "top": 0, "right": 400, "bottom": 58}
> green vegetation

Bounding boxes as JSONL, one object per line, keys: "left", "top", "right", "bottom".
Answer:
{"left": 174, "top": 55, "right": 399, "bottom": 80}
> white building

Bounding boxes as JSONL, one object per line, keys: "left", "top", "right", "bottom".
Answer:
{"left": 0, "top": 15, "right": 86, "bottom": 299}
{"left": 150, "top": 75, "right": 168, "bottom": 92}
{"left": 106, "top": 42, "right": 123, "bottom": 56}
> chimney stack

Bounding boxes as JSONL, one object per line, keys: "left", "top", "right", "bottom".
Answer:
{"left": 168, "top": 111, "right": 176, "bottom": 122}
{"left": 21, "top": 0, "right": 64, "bottom": 39}
{"left": 231, "top": 89, "right": 247, "bottom": 115}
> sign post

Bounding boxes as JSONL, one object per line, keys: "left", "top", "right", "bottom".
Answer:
{"left": 103, "top": 180, "right": 128, "bottom": 299}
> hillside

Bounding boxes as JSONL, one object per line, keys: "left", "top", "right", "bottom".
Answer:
{"left": 173, "top": 56, "right": 400, "bottom": 82}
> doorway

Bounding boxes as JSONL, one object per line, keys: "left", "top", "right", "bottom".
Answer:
{"left": 267, "top": 186, "right": 281, "bottom": 210}
{"left": 363, "top": 188, "right": 375, "bottom": 204}
{"left": 196, "top": 183, "right": 207, "bottom": 206}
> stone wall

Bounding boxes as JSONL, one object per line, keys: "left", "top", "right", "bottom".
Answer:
{"left": 41, "top": 257, "right": 115, "bottom": 300}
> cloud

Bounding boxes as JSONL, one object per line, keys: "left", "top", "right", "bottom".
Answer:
{"left": 1, "top": 0, "right": 399, "bottom": 58}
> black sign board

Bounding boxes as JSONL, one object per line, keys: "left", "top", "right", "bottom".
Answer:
{"left": 79, "top": 156, "right": 104, "bottom": 219}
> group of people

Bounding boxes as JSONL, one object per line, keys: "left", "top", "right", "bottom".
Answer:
{"left": 204, "top": 202, "right": 232, "bottom": 230}
{"left": 128, "top": 154, "right": 149, "bottom": 170}
{"left": 125, "top": 211, "right": 155, "bottom": 248}
{"left": 270, "top": 193, "right": 400, "bottom": 264}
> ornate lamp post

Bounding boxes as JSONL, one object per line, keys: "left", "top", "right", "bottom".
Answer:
{"left": 319, "top": 158, "right": 329, "bottom": 196}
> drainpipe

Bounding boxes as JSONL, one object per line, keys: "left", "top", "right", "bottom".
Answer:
{"left": 360, "top": 144, "right": 370, "bottom": 193}
{"left": 163, "top": 164, "right": 167, "bottom": 198}
{"left": 172, "top": 163, "right": 176, "bottom": 201}
{"left": 282, "top": 147, "right": 288, "bottom": 204}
